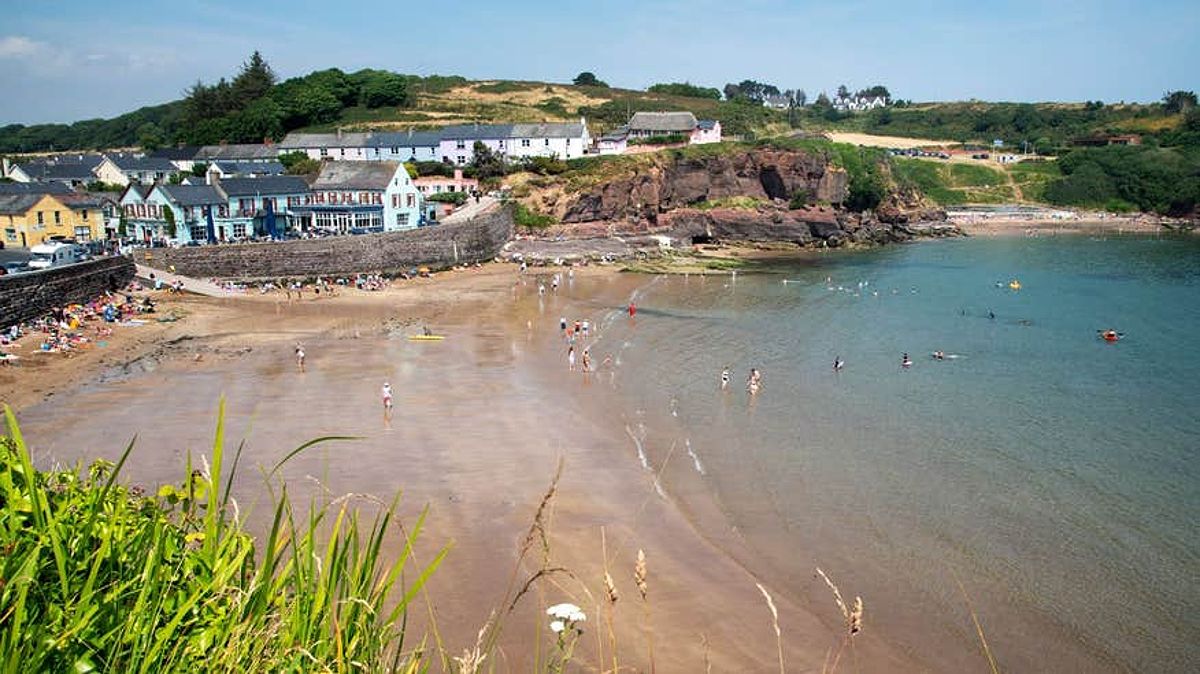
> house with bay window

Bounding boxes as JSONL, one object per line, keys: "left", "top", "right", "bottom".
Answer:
{"left": 297, "top": 161, "right": 422, "bottom": 233}
{"left": 212, "top": 176, "right": 309, "bottom": 239}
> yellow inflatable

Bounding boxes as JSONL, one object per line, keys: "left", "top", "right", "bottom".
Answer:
{"left": 1009, "top": 279, "right": 1022, "bottom": 290}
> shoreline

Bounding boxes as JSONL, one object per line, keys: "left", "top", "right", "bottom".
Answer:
{"left": 3, "top": 262, "right": 922, "bottom": 671}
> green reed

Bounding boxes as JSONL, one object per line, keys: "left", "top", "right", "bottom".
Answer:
{"left": 0, "top": 400, "right": 446, "bottom": 673}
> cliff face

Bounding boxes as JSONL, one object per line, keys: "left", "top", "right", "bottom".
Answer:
{"left": 560, "top": 149, "right": 848, "bottom": 224}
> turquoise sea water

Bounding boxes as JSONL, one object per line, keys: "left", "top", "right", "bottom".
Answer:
{"left": 606, "top": 235, "right": 1200, "bottom": 672}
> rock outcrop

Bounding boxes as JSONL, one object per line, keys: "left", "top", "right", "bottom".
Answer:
{"left": 874, "top": 185, "right": 948, "bottom": 224}
{"left": 561, "top": 149, "right": 848, "bottom": 224}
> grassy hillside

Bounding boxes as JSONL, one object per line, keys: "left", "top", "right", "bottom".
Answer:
{"left": 810, "top": 101, "right": 1185, "bottom": 151}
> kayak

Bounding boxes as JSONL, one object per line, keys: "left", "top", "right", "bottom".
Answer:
{"left": 408, "top": 335, "right": 445, "bottom": 341}
{"left": 1101, "top": 332, "right": 1120, "bottom": 342}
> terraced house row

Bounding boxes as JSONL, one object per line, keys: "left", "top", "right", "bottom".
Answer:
{"left": 118, "top": 162, "right": 424, "bottom": 244}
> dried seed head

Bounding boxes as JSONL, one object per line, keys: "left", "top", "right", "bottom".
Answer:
{"left": 849, "top": 596, "right": 864, "bottom": 635}
{"left": 604, "top": 571, "right": 619, "bottom": 604}
{"left": 634, "top": 549, "right": 648, "bottom": 600}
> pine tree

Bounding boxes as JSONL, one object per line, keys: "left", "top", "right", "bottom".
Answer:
{"left": 232, "top": 51, "right": 276, "bottom": 108}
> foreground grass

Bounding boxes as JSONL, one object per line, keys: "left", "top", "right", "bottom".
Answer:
{"left": 0, "top": 402, "right": 445, "bottom": 673}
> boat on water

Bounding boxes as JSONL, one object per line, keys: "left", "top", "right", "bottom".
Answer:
{"left": 1100, "top": 329, "right": 1121, "bottom": 342}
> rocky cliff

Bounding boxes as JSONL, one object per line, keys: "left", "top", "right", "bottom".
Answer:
{"left": 558, "top": 149, "right": 849, "bottom": 224}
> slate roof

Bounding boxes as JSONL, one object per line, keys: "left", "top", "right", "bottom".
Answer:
{"left": 369, "top": 130, "right": 443, "bottom": 147}
{"left": 211, "top": 160, "right": 285, "bottom": 176}
{"left": 108, "top": 155, "right": 178, "bottom": 172}
{"left": 195, "top": 144, "right": 278, "bottom": 161}
{"left": 439, "top": 122, "right": 586, "bottom": 141}
{"left": 149, "top": 146, "right": 202, "bottom": 161}
{"left": 216, "top": 176, "right": 309, "bottom": 197}
{"left": 697, "top": 119, "right": 719, "bottom": 130}
{"left": 0, "top": 194, "right": 42, "bottom": 215}
{"left": 14, "top": 160, "right": 98, "bottom": 181}
{"left": 278, "top": 132, "right": 372, "bottom": 149}
{"left": 56, "top": 193, "right": 106, "bottom": 209}
{"left": 0, "top": 181, "right": 74, "bottom": 195}
{"left": 159, "top": 184, "right": 225, "bottom": 206}
{"left": 628, "top": 112, "right": 698, "bottom": 133}
{"left": 311, "top": 161, "right": 401, "bottom": 190}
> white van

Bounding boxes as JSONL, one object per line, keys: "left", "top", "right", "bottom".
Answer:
{"left": 27, "top": 242, "right": 81, "bottom": 270}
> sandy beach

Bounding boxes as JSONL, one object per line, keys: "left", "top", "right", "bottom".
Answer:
{"left": 3, "top": 263, "right": 925, "bottom": 672}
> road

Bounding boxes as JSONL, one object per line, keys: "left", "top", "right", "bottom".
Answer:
{"left": 134, "top": 264, "right": 227, "bottom": 297}
{"left": 441, "top": 195, "right": 499, "bottom": 224}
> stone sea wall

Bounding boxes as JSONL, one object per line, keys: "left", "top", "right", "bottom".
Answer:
{"left": 0, "top": 256, "right": 134, "bottom": 329}
{"left": 139, "top": 206, "right": 514, "bottom": 281}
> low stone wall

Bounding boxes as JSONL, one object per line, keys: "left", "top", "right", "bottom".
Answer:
{"left": 139, "top": 205, "right": 514, "bottom": 281}
{"left": 0, "top": 256, "right": 134, "bottom": 329}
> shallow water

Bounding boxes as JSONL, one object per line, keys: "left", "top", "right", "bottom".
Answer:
{"left": 600, "top": 235, "right": 1200, "bottom": 672}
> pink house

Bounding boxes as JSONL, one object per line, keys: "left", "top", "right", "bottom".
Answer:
{"left": 413, "top": 169, "right": 479, "bottom": 195}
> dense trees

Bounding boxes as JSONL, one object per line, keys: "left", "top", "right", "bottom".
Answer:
{"left": 647, "top": 82, "right": 721, "bottom": 100}
{"left": 723, "top": 80, "right": 781, "bottom": 103}
{"left": 1044, "top": 145, "right": 1200, "bottom": 215}
{"left": 1162, "top": 90, "right": 1197, "bottom": 114}
{"left": 573, "top": 72, "right": 608, "bottom": 87}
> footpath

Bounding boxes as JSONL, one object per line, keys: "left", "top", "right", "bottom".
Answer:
{"left": 134, "top": 263, "right": 226, "bottom": 298}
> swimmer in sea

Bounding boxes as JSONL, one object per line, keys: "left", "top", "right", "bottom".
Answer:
{"left": 933, "top": 350, "right": 945, "bottom": 360}
{"left": 382, "top": 383, "right": 393, "bottom": 413}
{"left": 902, "top": 353, "right": 913, "bottom": 368}
{"left": 721, "top": 367, "right": 731, "bottom": 389}
{"left": 746, "top": 368, "right": 762, "bottom": 394}
{"left": 834, "top": 356, "right": 844, "bottom": 371}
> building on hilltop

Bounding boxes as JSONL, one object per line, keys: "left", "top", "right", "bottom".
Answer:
{"left": 412, "top": 168, "right": 478, "bottom": 196}
{"left": 596, "top": 127, "right": 629, "bottom": 155}
{"left": 1069, "top": 134, "right": 1142, "bottom": 147}
{"left": 626, "top": 112, "right": 722, "bottom": 145}
{"left": 94, "top": 155, "right": 181, "bottom": 187}
{"left": 299, "top": 161, "right": 423, "bottom": 233}
{"left": 832, "top": 95, "right": 888, "bottom": 113}
{"left": 762, "top": 94, "right": 792, "bottom": 109}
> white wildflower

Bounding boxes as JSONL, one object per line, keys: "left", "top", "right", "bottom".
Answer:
{"left": 546, "top": 603, "right": 584, "bottom": 620}
{"left": 550, "top": 620, "right": 565, "bottom": 633}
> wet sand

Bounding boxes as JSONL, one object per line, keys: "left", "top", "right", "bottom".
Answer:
{"left": 6, "top": 264, "right": 925, "bottom": 672}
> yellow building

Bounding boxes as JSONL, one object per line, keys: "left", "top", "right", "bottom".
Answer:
{"left": 0, "top": 193, "right": 104, "bottom": 247}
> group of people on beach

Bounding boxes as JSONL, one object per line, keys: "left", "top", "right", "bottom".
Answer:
{"left": 719, "top": 366, "right": 763, "bottom": 395}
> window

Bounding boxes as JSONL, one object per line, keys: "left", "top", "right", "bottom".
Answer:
{"left": 74, "top": 226, "right": 90, "bottom": 241}
{"left": 218, "top": 205, "right": 229, "bottom": 218}
{"left": 406, "top": 194, "right": 415, "bottom": 207}
{"left": 37, "top": 211, "right": 44, "bottom": 225}
{"left": 339, "top": 148, "right": 345, "bottom": 157}
{"left": 456, "top": 156, "right": 466, "bottom": 165}
{"left": 521, "top": 139, "right": 531, "bottom": 148}
{"left": 190, "top": 225, "right": 207, "bottom": 241}
{"left": 395, "top": 213, "right": 409, "bottom": 227}
{"left": 456, "top": 140, "right": 465, "bottom": 150}
{"left": 545, "top": 139, "right": 550, "bottom": 147}
{"left": 82, "top": 209, "right": 88, "bottom": 220}
{"left": 232, "top": 223, "right": 247, "bottom": 238}
{"left": 53, "top": 210, "right": 61, "bottom": 224}
{"left": 320, "top": 148, "right": 328, "bottom": 157}
{"left": 5, "top": 229, "right": 16, "bottom": 242}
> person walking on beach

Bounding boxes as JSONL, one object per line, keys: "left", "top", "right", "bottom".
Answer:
{"left": 382, "top": 382, "right": 394, "bottom": 415}
{"left": 560, "top": 317, "right": 567, "bottom": 332}
{"left": 581, "top": 319, "right": 590, "bottom": 337}
{"left": 567, "top": 345, "right": 576, "bottom": 371}
{"left": 295, "top": 343, "right": 305, "bottom": 372}
{"left": 628, "top": 301, "right": 637, "bottom": 317}
{"left": 582, "top": 349, "right": 592, "bottom": 373}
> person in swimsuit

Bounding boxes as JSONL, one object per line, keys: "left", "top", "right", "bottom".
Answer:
{"left": 721, "top": 367, "right": 731, "bottom": 389}
{"left": 902, "top": 353, "right": 913, "bottom": 368}
{"left": 295, "top": 343, "right": 305, "bottom": 372}
{"left": 581, "top": 349, "right": 592, "bottom": 373}
{"left": 567, "top": 345, "right": 576, "bottom": 371}
{"left": 746, "top": 368, "right": 762, "bottom": 394}
{"left": 382, "top": 383, "right": 393, "bottom": 412}
{"left": 834, "top": 356, "right": 844, "bottom": 371}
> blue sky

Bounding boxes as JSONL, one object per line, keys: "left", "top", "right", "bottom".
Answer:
{"left": 1, "top": 0, "right": 1196, "bottom": 124}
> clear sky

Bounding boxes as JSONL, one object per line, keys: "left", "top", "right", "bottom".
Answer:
{"left": 1, "top": 0, "right": 1196, "bottom": 124}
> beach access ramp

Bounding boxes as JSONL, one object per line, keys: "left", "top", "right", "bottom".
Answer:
{"left": 135, "top": 263, "right": 226, "bottom": 298}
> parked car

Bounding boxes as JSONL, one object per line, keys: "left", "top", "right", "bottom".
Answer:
{"left": 0, "top": 261, "right": 29, "bottom": 276}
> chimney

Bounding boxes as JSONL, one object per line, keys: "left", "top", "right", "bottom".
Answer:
{"left": 208, "top": 170, "right": 221, "bottom": 186}
{"left": 263, "top": 136, "right": 273, "bottom": 146}
{"left": 453, "top": 168, "right": 463, "bottom": 181}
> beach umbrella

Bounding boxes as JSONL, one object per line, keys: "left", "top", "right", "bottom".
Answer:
{"left": 205, "top": 206, "right": 217, "bottom": 244}
{"left": 265, "top": 197, "right": 278, "bottom": 239}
